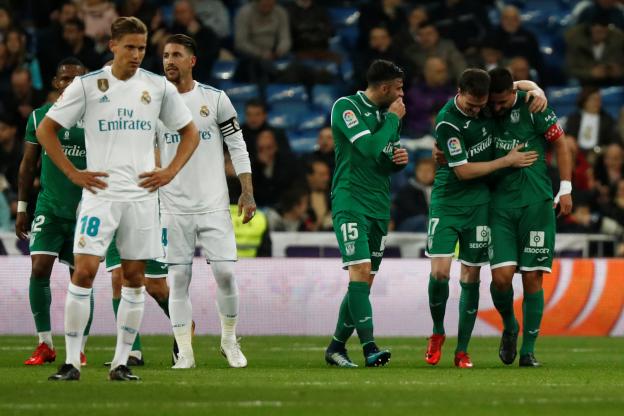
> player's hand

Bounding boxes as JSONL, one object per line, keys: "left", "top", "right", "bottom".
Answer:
{"left": 392, "top": 148, "right": 409, "bottom": 165}
{"left": 554, "top": 193, "right": 573, "bottom": 217}
{"left": 432, "top": 143, "right": 447, "bottom": 165}
{"left": 388, "top": 97, "right": 406, "bottom": 119}
{"left": 68, "top": 170, "right": 108, "bottom": 194}
{"left": 526, "top": 89, "right": 547, "bottom": 113}
{"left": 505, "top": 144, "right": 538, "bottom": 168}
{"left": 138, "top": 167, "right": 175, "bottom": 192}
{"left": 238, "top": 192, "right": 257, "bottom": 224}
{"left": 15, "top": 212, "right": 29, "bottom": 240}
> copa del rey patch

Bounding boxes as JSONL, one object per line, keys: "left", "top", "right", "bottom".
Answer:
{"left": 343, "top": 110, "right": 358, "bottom": 128}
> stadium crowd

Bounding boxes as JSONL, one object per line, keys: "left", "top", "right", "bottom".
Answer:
{"left": 0, "top": 0, "right": 623, "bottom": 254}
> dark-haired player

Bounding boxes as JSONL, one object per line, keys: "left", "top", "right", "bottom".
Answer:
{"left": 16, "top": 57, "right": 92, "bottom": 367}
{"left": 324, "top": 59, "right": 409, "bottom": 368}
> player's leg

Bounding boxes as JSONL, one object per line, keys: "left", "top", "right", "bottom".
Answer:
{"left": 162, "top": 212, "right": 196, "bottom": 368}
{"left": 106, "top": 237, "right": 144, "bottom": 365}
{"left": 517, "top": 200, "right": 555, "bottom": 367}
{"left": 145, "top": 264, "right": 170, "bottom": 318}
{"left": 425, "top": 206, "right": 459, "bottom": 365}
{"left": 454, "top": 204, "right": 489, "bottom": 368}
{"left": 489, "top": 206, "right": 521, "bottom": 365}
{"left": 200, "top": 211, "right": 246, "bottom": 368}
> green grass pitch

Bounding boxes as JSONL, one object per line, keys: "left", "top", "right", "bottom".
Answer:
{"left": 0, "top": 335, "right": 622, "bottom": 415}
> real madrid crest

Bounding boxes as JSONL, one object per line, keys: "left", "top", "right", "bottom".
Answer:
{"left": 97, "top": 79, "right": 109, "bottom": 92}
{"left": 141, "top": 90, "right": 151, "bottom": 104}
{"left": 200, "top": 105, "right": 209, "bottom": 117}
{"left": 511, "top": 109, "right": 520, "bottom": 123}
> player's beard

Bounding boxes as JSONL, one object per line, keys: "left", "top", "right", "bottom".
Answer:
{"left": 165, "top": 67, "right": 181, "bottom": 84}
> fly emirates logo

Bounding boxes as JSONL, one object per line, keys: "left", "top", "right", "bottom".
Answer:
{"left": 98, "top": 108, "right": 152, "bottom": 132}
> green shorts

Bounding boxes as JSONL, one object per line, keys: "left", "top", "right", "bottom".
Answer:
{"left": 105, "top": 235, "right": 168, "bottom": 278}
{"left": 426, "top": 203, "right": 490, "bottom": 266}
{"left": 29, "top": 210, "right": 75, "bottom": 267}
{"left": 489, "top": 199, "right": 555, "bottom": 273}
{"left": 333, "top": 211, "right": 389, "bottom": 274}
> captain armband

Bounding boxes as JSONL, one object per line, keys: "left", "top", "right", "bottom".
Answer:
{"left": 218, "top": 117, "right": 241, "bottom": 137}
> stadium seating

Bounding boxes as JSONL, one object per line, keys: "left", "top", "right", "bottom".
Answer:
{"left": 312, "top": 85, "right": 341, "bottom": 111}
{"left": 546, "top": 86, "right": 581, "bottom": 117}
{"left": 266, "top": 84, "right": 309, "bottom": 114}
{"left": 600, "top": 86, "right": 624, "bottom": 119}
{"left": 211, "top": 60, "right": 237, "bottom": 81}
{"left": 288, "top": 130, "right": 318, "bottom": 154}
{"left": 298, "top": 110, "right": 328, "bottom": 131}
{"left": 221, "top": 82, "right": 260, "bottom": 103}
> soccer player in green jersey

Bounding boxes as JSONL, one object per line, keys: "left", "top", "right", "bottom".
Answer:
{"left": 426, "top": 69, "right": 540, "bottom": 368}
{"left": 324, "top": 60, "right": 409, "bottom": 368}
{"left": 15, "top": 58, "right": 92, "bottom": 366}
{"left": 487, "top": 68, "right": 572, "bottom": 367}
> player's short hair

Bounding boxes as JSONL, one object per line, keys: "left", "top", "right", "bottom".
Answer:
{"left": 111, "top": 16, "right": 147, "bottom": 40}
{"left": 458, "top": 68, "right": 490, "bottom": 97}
{"left": 165, "top": 34, "right": 197, "bottom": 56}
{"left": 57, "top": 57, "right": 85, "bottom": 72}
{"left": 64, "top": 17, "right": 85, "bottom": 31}
{"left": 366, "top": 59, "right": 404, "bottom": 86}
{"left": 488, "top": 67, "right": 514, "bottom": 94}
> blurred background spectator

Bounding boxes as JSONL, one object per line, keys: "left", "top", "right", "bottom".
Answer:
{"left": 0, "top": 114, "right": 20, "bottom": 219}
{"left": 241, "top": 98, "right": 291, "bottom": 159}
{"left": 303, "top": 158, "right": 332, "bottom": 231}
{"left": 267, "top": 186, "right": 309, "bottom": 231}
{"left": 392, "top": 158, "right": 435, "bottom": 232}
{"left": 358, "top": 0, "right": 406, "bottom": 48}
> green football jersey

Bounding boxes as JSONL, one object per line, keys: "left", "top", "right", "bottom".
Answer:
{"left": 25, "top": 103, "right": 86, "bottom": 220}
{"left": 431, "top": 96, "right": 495, "bottom": 207}
{"left": 491, "top": 91, "right": 561, "bottom": 208}
{"left": 330, "top": 91, "right": 401, "bottom": 219}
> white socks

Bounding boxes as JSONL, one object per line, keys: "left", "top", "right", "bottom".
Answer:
{"left": 110, "top": 286, "right": 145, "bottom": 370}
{"left": 169, "top": 264, "right": 194, "bottom": 359}
{"left": 38, "top": 331, "right": 53, "bottom": 348}
{"left": 64, "top": 282, "right": 92, "bottom": 369}
{"left": 211, "top": 262, "right": 239, "bottom": 344}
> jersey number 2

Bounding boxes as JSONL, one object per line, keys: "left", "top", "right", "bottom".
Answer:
{"left": 79, "top": 216, "right": 101, "bottom": 237}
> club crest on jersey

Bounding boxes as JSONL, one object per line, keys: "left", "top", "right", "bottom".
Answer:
{"left": 447, "top": 137, "right": 462, "bottom": 156}
{"left": 97, "top": 79, "right": 109, "bottom": 92}
{"left": 345, "top": 242, "right": 356, "bottom": 256}
{"left": 342, "top": 110, "right": 358, "bottom": 128}
{"left": 200, "top": 105, "right": 209, "bottom": 117}
{"left": 141, "top": 90, "right": 151, "bottom": 105}
{"left": 511, "top": 109, "right": 520, "bottom": 123}
{"left": 78, "top": 236, "right": 86, "bottom": 248}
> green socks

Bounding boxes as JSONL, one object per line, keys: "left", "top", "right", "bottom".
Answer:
{"left": 29, "top": 276, "right": 52, "bottom": 332}
{"left": 428, "top": 275, "right": 449, "bottom": 335}
{"left": 490, "top": 283, "right": 519, "bottom": 334}
{"left": 347, "top": 281, "right": 374, "bottom": 346}
{"left": 456, "top": 281, "right": 480, "bottom": 353}
{"left": 112, "top": 297, "right": 142, "bottom": 352}
{"left": 520, "top": 290, "right": 544, "bottom": 355}
{"left": 332, "top": 292, "right": 355, "bottom": 344}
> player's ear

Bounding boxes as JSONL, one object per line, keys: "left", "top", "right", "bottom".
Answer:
{"left": 191, "top": 55, "right": 197, "bottom": 68}
{"left": 51, "top": 76, "right": 59, "bottom": 90}
{"left": 108, "top": 38, "right": 116, "bottom": 53}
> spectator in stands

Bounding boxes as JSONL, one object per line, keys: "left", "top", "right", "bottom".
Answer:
{"left": 403, "top": 21, "right": 466, "bottom": 84}
{"left": 564, "top": 87, "right": 621, "bottom": 157}
{"left": 303, "top": 158, "right": 332, "bottom": 231}
{"left": 558, "top": 195, "right": 601, "bottom": 233}
{"left": 308, "top": 126, "right": 335, "bottom": 174}
{"left": 478, "top": 39, "right": 504, "bottom": 71}
{"left": 405, "top": 56, "right": 454, "bottom": 136}
{"left": 79, "top": 0, "right": 118, "bottom": 53}
{"left": 170, "top": 0, "right": 220, "bottom": 83}
{"left": 0, "top": 114, "right": 20, "bottom": 217}
{"left": 241, "top": 99, "right": 291, "bottom": 159}
{"left": 428, "top": 0, "right": 491, "bottom": 52}
{"left": 392, "top": 157, "right": 435, "bottom": 231}
{"left": 594, "top": 143, "right": 624, "bottom": 193}
{"left": 0, "top": 43, "right": 9, "bottom": 100}
{"left": 490, "top": 5, "right": 543, "bottom": 78}
{"left": 605, "top": 178, "right": 624, "bottom": 255}
{"left": 565, "top": 13, "right": 624, "bottom": 86}
{"left": 356, "top": 26, "right": 408, "bottom": 88}
{"left": 4, "top": 28, "right": 43, "bottom": 90}
{"left": 266, "top": 187, "right": 309, "bottom": 232}
{"left": 507, "top": 56, "right": 533, "bottom": 82}
{"left": 0, "top": 5, "right": 12, "bottom": 43}
{"left": 252, "top": 129, "right": 300, "bottom": 207}
{"left": 358, "top": 0, "right": 407, "bottom": 48}
{"left": 117, "top": 0, "right": 158, "bottom": 30}
{"left": 234, "top": 0, "right": 291, "bottom": 84}
{"left": 4, "top": 68, "right": 46, "bottom": 137}
{"left": 576, "top": 0, "right": 624, "bottom": 30}
{"left": 619, "top": 108, "right": 624, "bottom": 142}
{"left": 287, "top": 0, "right": 334, "bottom": 59}
{"left": 189, "top": 0, "right": 230, "bottom": 40}
{"left": 394, "top": 6, "right": 429, "bottom": 49}
{"left": 61, "top": 18, "right": 103, "bottom": 71}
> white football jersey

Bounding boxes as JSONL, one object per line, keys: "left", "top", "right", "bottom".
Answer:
{"left": 157, "top": 81, "right": 251, "bottom": 214}
{"left": 46, "top": 66, "right": 193, "bottom": 201}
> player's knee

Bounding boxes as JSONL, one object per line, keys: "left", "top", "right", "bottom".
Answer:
{"left": 430, "top": 270, "right": 450, "bottom": 281}
{"left": 212, "top": 262, "right": 236, "bottom": 291}
{"left": 71, "top": 267, "right": 95, "bottom": 288}
{"left": 145, "top": 278, "right": 169, "bottom": 301}
{"left": 348, "top": 262, "right": 371, "bottom": 281}
{"left": 31, "top": 257, "right": 55, "bottom": 278}
{"left": 522, "top": 271, "right": 543, "bottom": 294}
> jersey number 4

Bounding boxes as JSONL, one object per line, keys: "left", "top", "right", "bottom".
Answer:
{"left": 79, "top": 216, "right": 101, "bottom": 237}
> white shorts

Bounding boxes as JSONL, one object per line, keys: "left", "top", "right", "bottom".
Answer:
{"left": 161, "top": 210, "right": 237, "bottom": 264}
{"left": 74, "top": 195, "right": 163, "bottom": 260}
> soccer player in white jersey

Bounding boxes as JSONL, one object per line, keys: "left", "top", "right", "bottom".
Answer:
{"left": 36, "top": 17, "right": 200, "bottom": 381}
{"left": 158, "top": 34, "right": 255, "bottom": 369}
